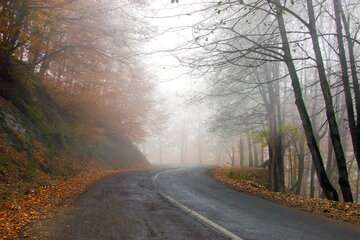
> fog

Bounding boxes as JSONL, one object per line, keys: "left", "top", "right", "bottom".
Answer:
{"left": 133, "top": 0, "right": 360, "bottom": 201}
{"left": 139, "top": 1, "right": 218, "bottom": 165}
{"left": 3, "top": 3, "right": 360, "bottom": 239}
{"left": 2, "top": 0, "right": 358, "bottom": 201}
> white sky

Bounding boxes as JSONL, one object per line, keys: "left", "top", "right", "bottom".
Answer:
{"left": 141, "top": 0, "right": 205, "bottom": 98}
{"left": 136, "top": 1, "right": 216, "bottom": 164}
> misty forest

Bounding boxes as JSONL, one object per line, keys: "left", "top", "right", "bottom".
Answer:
{"left": 1, "top": 1, "right": 360, "bottom": 240}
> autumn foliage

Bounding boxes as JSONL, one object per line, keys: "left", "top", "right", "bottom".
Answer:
{"left": 0, "top": 1, "right": 154, "bottom": 234}
{"left": 214, "top": 168, "right": 360, "bottom": 226}
{"left": 0, "top": 168, "right": 123, "bottom": 240}
{"left": 0, "top": 0, "right": 154, "bottom": 143}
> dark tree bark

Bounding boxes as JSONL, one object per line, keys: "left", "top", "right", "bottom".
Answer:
{"left": 356, "top": 171, "right": 359, "bottom": 203}
{"left": 273, "top": 70, "right": 285, "bottom": 190}
{"left": 260, "top": 62, "right": 285, "bottom": 192}
{"left": 253, "top": 141, "right": 259, "bottom": 167}
{"left": 295, "top": 136, "right": 305, "bottom": 195}
{"left": 274, "top": 0, "right": 339, "bottom": 201}
{"left": 337, "top": 0, "right": 360, "bottom": 171}
{"left": 239, "top": 137, "right": 244, "bottom": 167}
{"left": 306, "top": 0, "right": 353, "bottom": 202}
{"left": 310, "top": 162, "right": 316, "bottom": 198}
{"left": 247, "top": 132, "right": 254, "bottom": 167}
{"left": 288, "top": 147, "right": 294, "bottom": 188}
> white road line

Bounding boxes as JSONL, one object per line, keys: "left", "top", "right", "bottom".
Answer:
{"left": 153, "top": 168, "right": 182, "bottom": 183}
{"left": 153, "top": 169, "right": 243, "bottom": 240}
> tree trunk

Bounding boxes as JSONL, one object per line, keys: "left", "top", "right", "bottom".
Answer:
{"left": 253, "top": 141, "right": 259, "bottom": 167}
{"left": 356, "top": 171, "right": 359, "bottom": 203}
{"left": 306, "top": 0, "right": 353, "bottom": 202}
{"left": 336, "top": 0, "right": 360, "bottom": 171}
{"left": 326, "top": 133, "right": 335, "bottom": 181}
{"left": 289, "top": 147, "right": 294, "bottom": 188}
{"left": 267, "top": 137, "right": 274, "bottom": 189}
{"left": 239, "top": 137, "right": 244, "bottom": 167}
{"left": 274, "top": 0, "right": 339, "bottom": 201}
{"left": 231, "top": 144, "right": 235, "bottom": 167}
{"left": 274, "top": 71, "right": 285, "bottom": 190}
{"left": 247, "top": 132, "right": 254, "bottom": 168}
{"left": 262, "top": 62, "right": 284, "bottom": 192}
{"left": 310, "top": 162, "right": 316, "bottom": 198}
{"left": 0, "top": 49, "right": 12, "bottom": 83}
{"left": 295, "top": 136, "right": 305, "bottom": 195}
{"left": 260, "top": 145, "right": 264, "bottom": 165}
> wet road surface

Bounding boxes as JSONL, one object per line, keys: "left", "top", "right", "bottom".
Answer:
{"left": 156, "top": 167, "right": 360, "bottom": 240}
{"left": 29, "top": 169, "right": 226, "bottom": 240}
{"left": 30, "top": 167, "right": 360, "bottom": 240}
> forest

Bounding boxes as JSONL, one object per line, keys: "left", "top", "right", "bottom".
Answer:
{"left": 0, "top": 0, "right": 155, "bottom": 203}
{"left": 0, "top": 0, "right": 360, "bottom": 239}
{"left": 150, "top": 0, "right": 360, "bottom": 203}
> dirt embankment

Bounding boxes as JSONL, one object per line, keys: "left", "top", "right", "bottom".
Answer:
{"left": 0, "top": 68, "right": 149, "bottom": 205}
{"left": 0, "top": 66, "right": 150, "bottom": 239}
{"left": 213, "top": 167, "right": 360, "bottom": 226}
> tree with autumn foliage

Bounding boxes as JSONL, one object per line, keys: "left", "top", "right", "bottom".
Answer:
{"left": 0, "top": 0, "right": 156, "bottom": 172}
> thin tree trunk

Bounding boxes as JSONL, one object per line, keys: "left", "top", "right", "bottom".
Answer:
{"left": 310, "top": 162, "right": 316, "bottom": 198}
{"left": 263, "top": 62, "right": 284, "bottom": 192}
{"left": 274, "top": 0, "right": 339, "bottom": 201}
{"left": 247, "top": 132, "right": 254, "bottom": 168}
{"left": 306, "top": 0, "right": 353, "bottom": 202}
{"left": 268, "top": 137, "right": 274, "bottom": 189}
{"left": 231, "top": 144, "right": 235, "bottom": 167}
{"left": 356, "top": 171, "right": 359, "bottom": 203}
{"left": 260, "top": 145, "right": 264, "bottom": 165}
{"left": 289, "top": 147, "right": 294, "bottom": 188}
{"left": 253, "top": 141, "right": 259, "bottom": 167}
{"left": 239, "top": 137, "right": 244, "bottom": 167}
{"left": 337, "top": 0, "right": 360, "bottom": 171}
{"left": 274, "top": 75, "right": 285, "bottom": 191}
{"left": 295, "top": 136, "right": 305, "bottom": 195}
{"left": 257, "top": 75, "right": 283, "bottom": 190}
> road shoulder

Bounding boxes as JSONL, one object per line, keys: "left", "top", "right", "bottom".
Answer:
{"left": 213, "top": 167, "right": 360, "bottom": 226}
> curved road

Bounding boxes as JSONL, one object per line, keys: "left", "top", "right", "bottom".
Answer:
{"left": 156, "top": 167, "right": 360, "bottom": 240}
{"left": 29, "top": 169, "right": 226, "bottom": 240}
{"left": 29, "top": 167, "right": 360, "bottom": 240}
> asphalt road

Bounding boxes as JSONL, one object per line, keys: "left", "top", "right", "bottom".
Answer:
{"left": 156, "top": 167, "right": 360, "bottom": 240}
{"left": 29, "top": 167, "right": 360, "bottom": 240}
{"left": 28, "top": 169, "right": 226, "bottom": 240}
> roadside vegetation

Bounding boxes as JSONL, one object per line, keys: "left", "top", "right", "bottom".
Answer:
{"left": 1, "top": 0, "right": 360, "bottom": 238}
{"left": 0, "top": 169, "right": 124, "bottom": 240}
{"left": 214, "top": 167, "right": 360, "bottom": 226}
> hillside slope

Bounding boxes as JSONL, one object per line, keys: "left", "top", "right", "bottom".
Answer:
{"left": 0, "top": 65, "right": 149, "bottom": 204}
